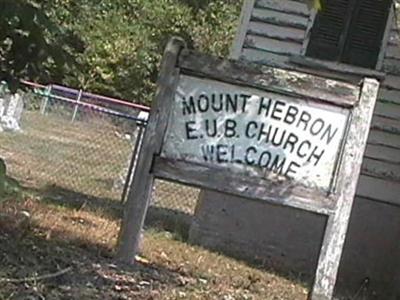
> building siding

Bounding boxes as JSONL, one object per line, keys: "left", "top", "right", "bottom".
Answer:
{"left": 190, "top": 1, "right": 400, "bottom": 298}
{"left": 235, "top": 0, "right": 400, "bottom": 206}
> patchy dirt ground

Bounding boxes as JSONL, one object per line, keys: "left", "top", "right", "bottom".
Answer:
{"left": 0, "top": 196, "right": 309, "bottom": 300}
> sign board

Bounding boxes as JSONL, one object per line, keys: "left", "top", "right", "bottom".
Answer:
{"left": 162, "top": 75, "right": 349, "bottom": 191}
{"left": 116, "top": 38, "right": 380, "bottom": 300}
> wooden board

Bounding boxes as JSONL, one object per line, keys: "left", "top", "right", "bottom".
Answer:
{"left": 380, "top": 76, "right": 400, "bottom": 92}
{"left": 357, "top": 174, "right": 400, "bottom": 206}
{"left": 178, "top": 50, "right": 360, "bottom": 108}
{"left": 311, "top": 78, "right": 379, "bottom": 300}
{"left": 373, "top": 101, "right": 400, "bottom": 121}
{"left": 116, "top": 39, "right": 380, "bottom": 300}
{"left": 378, "top": 88, "right": 400, "bottom": 105}
{"left": 153, "top": 156, "right": 335, "bottom": 215}
{"left": 364, "top": 144, "right": 400, "bottom": 164}
{"left": 368, "top": 129, "right": 400, "bottom": 149}
{"left": 244, "top": 34, "right": 302, "bottom": 55}
{"left": 371, "top": 115, "right": 400, "bottom": 135}
{"left": 241, "top": 48, "right": 291, "bottom": 66}
{"left": 115, "top": 37, "right": 186, "bottom": 263}
{"left": 252, "top": 8, "right": 309, "bottom": 29}
{"left": 255, "top": 0, "right": 309, "bottom": 17}
{"left": 161, "top": 74, "right": 349, "bottom": 191}
{"left": 248, "top": 21, "right": 306, "bottom": 43}
{"left": 230, "top": 0, "right": 256, "bottom": 59}
{"left": 361, "top": 158, "right": 400, "bottom": 182}
{"left": 383, "top": 58, "right": 400, "bottom": 76}
{"left": 384, "top": 44, "right": 400, "bottom": 60}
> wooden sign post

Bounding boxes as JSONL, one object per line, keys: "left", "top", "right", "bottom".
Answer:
{"left": 116, "top": 37, "right": 379, "bottom": 300}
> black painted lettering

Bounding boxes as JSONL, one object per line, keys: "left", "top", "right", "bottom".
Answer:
{"left": 185, "top": 121, "right": 198, "bottom": 140}
{"left": 307, "top": 146, "right": 325, "bottom": 166}
{"left": 182, "top": 96, "right": 196, "bottom": 115}
{"left": 245, "top": 121, "right": 258, "bottom": 139}
{"left": 198, "top": 94, "right": 209, "bottom": 112}
{"left": 245, "top": 146, "right": 257, "bottom": 165}
{"left": 205, "top": 119, "right": 217, "bottom": 137}
{"left": 216, "top": 144, "right": 229, "bottom": 163}
{"left": 211, "top": 94, "right": 223, "bottom": 112}
{"left": 321, "top": 124, "right": 339, "bottom": 145}
{"left": 269, "top": 154, "right": 286, "bottom": 175}
{"left": 310, "top": 118, "right": 325, "bottom": 136}
{"left": 283, "top": 105, "right": 299, "bottom": 125}
{"left": 226, "top": 94, "right": 238, "bottom": 113}
{"left": 240, "top": 94, "right": 251, "bottom": 113}
{"left": 271, "top": 100, "right": 285, "bottom": 121}
{"left": 231, "top": 145, "right": 243, "bottom": 164}
{"left": 258, "top": 123, "right": 272, "bottom": 142}
{"left": 283, "top": 133, "right": 299, "bottom": 153}
{"left": 224, "top": 119, "right": 237, "bottom": 138}
{"left": 297, "top": 140, "right": 311, "bottom": 158}
{"left": 285, "top": 161, "right": 300, "bottom": 178}
{"left": 297, "top": 111, "right": 312, "bottom": 131}
{"left": 258, "top": 150, "right": 272, "bottom": 167}
{"left": 258, "top": 97, "right": 272, "bottom": 116}
{"left": 201, "top": 145, "right": 215, "bottom": 162}
{"left": 271, "top": 128, "right": 286, "bottom": 147}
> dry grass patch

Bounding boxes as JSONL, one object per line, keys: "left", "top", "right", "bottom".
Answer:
{"left": 0, "top": 196, "right": 309, "bottom": 300}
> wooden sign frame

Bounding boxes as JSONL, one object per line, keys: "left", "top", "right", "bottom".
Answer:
{"left": 116, "top": 37, "right": 379, "bottom": 300}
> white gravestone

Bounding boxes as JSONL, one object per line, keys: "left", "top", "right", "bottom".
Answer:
{"left": 0, "top": 98, "right": 4, "bottom": 117}
{"left": 0, "top": 98, "right": 5, "bottom": 132}
{"left": 1, "top": 94, "right": 24, "bottom": 132}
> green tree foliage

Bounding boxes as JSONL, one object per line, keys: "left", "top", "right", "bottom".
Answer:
{"left": 43, "top": 0, "right": 242, "bottom": 104}
{"left": 305, "top": 0, "right": 324, "bottom": 10}
{"left": 2, "top": 0, "right": 242, "bottom": 103}
{"left": 0, "top": 0, "right": 82, "bottom": 91}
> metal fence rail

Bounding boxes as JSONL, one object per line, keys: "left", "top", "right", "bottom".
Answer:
{"left": 0, "top": 81, "right": 199, "bottom": 219}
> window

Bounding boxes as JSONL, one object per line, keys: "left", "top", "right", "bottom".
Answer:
{"left": 306, "top": 0, "right": 392, "bottom": 69}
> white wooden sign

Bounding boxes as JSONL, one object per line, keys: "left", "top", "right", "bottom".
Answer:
{"left": 116, "top": 38, "right": 380, "bottom": 300}
{"left": 162, "top": 75, "right": 349, "bottom": 191}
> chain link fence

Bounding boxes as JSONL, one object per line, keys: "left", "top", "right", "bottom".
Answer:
{"left": 0, "top": 82, "right": 199, "bottom": 221}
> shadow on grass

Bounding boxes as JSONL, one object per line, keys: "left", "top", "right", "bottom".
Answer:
{"left": 27, "top": 185, "right": 305, "bottom": 278}
{"left": 0, "top": 213, "right": 194, "bottom": 300}
{"left": 38, "top": 184, "right": 123, "bottom": 219}
{"left": 35, "top": 184, "right": 193, "bottom": 241}
{"left": 11, "top": 184, "right": 315, "bottom": 297}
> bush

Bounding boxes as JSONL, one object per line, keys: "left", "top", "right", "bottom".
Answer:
{"left": 42, "top": 0, "right": 243, "bottom": 104}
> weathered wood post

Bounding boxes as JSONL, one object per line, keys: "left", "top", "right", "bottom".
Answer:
{"left": 310, "top": 78, "right": 379, "bottom": 300}
{"left": 115, "top": 37, "right": 186, "bottom": 263}
{"left": 115, "top": 36, "right": 379, "bottom": 300}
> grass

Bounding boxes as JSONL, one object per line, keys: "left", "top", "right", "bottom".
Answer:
{"left": 0, "top": 111, "right": 130, "bottom": 201}
{"left": 0, "top": 109, "right": 310, "bottom": 299}
{"left": 0, "top": 196, "right": 309, "bottom": 299}
{"left": 0, "top": 110, "right": 198, "bottom": 214}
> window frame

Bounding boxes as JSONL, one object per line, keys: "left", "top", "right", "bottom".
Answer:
{"left": 301, "top": 1, "right": 395, "bottom": 71}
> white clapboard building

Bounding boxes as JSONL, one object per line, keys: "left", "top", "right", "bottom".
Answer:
{"left": 189, "top": 0, "right": 400, "bottom": 298}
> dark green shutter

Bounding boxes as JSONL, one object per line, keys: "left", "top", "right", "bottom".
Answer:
{"left": 306, "top": 0, "right": 392, "bottom": 69}
{"left": 306, "top": 0, "right": 353, "bottom": 61}
{"left": 342, "top": 0, "right": 392, "bottom": 68}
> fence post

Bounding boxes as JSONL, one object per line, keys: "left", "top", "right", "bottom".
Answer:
{"left": 40, "top": 85, "right": 52, "bottom": 115}
{"left": 120, "top": 123, "right": 145, "bottom": 203}
{"left": 71, "top": 89, "right": 83, "bottom": 122}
